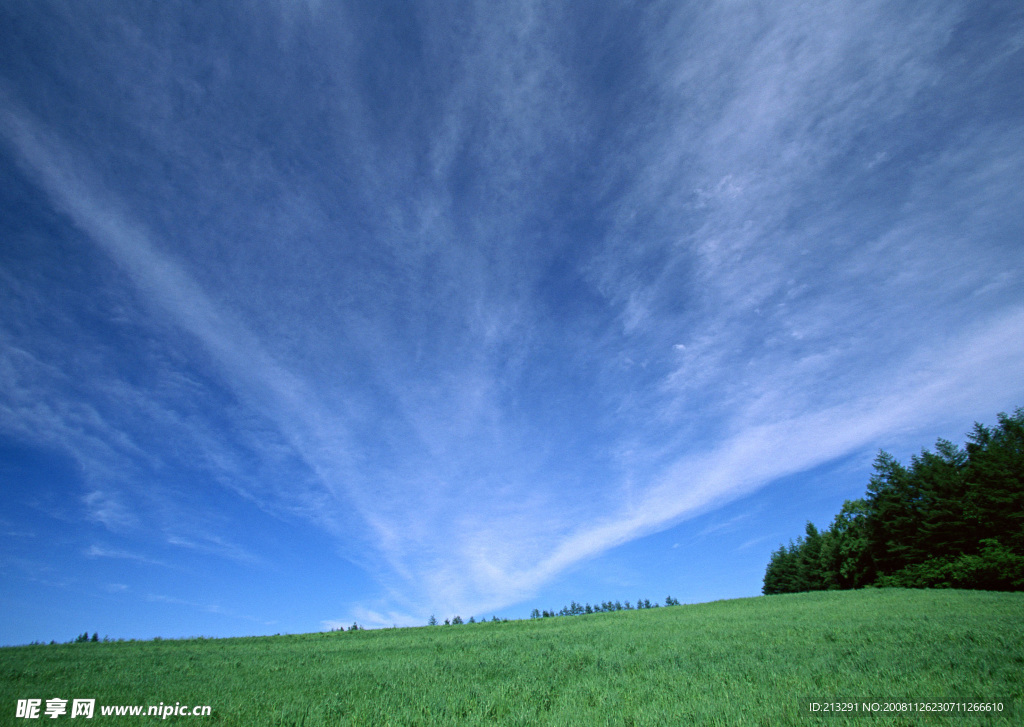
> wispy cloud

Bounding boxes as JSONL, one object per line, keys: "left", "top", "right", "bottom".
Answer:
{"left": 1, "top": 0, "right": 1021, "bottom": 636}
{"left": 85, "top": 545, "right": 170, "bottom": 568}
{"left": 164, "top": 534, "right": 262, "bottom": 567}
{"left": 0, "top": 88, "right": 367, "bottom": 533}
{"left": 145, "top": 593, "right": 272, "bottom": 626}
{"left": 82, "top": 491, "right": 138, "bottom": 531}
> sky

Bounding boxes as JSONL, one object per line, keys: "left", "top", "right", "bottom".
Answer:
{"left": 1, "top": 1, "right": 1022, "bottom": 644}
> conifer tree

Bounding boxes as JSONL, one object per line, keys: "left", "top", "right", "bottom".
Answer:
{"left": 764, "top": 406, "right": 1024, "bottom": 593}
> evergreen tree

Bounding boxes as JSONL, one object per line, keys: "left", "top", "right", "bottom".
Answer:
{"left": 820, "top": 499, "right": 873, "bottom": 589}
{"left": 763, "top": 540, "right": 804, "bottom": 594}
{"left": 966, "top": 409, "right": 1024, "bottom": 553}
{"left": 913, "top": 439, "right": 971, "bottom": 559}
{"left": 798, "top": 522, "right": 826, "bottom": 591}
{"left": 765, "top": 406, "right": 1024, "bottom": 593}
{"left": 867, "top": 451, "right": 923, "bottom": 575}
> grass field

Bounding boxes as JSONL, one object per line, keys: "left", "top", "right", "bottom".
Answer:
{"left": 2, "top": 588, "right": 1022, "bottom": 725}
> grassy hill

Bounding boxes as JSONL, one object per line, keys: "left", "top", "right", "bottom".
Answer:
{"left": 2, "top": 588, "right": 1022, "bottom": 725}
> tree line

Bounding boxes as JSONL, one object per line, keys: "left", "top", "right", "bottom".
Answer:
{"left": 425, "top": 615, "right": 511, "bottom": 627}
{"left": 530, "top": 596, "right": 681, "bottom": 619}
{"left": 763, "top": 407, "right": 1024, "bottom": 594}
{"left": 425, "top": 596, "right": 682, "bottom": 628}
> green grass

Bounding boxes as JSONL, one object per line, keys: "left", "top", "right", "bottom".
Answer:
{"left": 2, "top": 589, "right": 1022, "bottom": 725}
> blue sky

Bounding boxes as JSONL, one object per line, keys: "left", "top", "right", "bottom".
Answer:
{"left": 1, "top": 0, "right": 1022, "bottom": 643}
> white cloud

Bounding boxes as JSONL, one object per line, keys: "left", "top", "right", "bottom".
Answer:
{"left": 1, "top": 90, "right": 373, "bottom": 532}
{"left": 1, "top": 0, "right": 1021, "bottom": 631}
{"left": 144, "top": 592, "right": 269, "bottom": 625}
{"left": 82, "top": 491, "right": 137, "bottom": 531}
{"left": 85, "top": 545, "right": 169, "bottom": 568}
{"left": 165, "top": 534, "right": 262, "bottom": 566}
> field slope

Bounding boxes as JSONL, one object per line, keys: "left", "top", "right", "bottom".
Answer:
{"left": 2, "top": 588, "right": 1022, "bottom": 725}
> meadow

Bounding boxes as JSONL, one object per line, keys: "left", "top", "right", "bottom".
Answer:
{"left": 2, "top": 588, "right": 1022, "bottom": 726}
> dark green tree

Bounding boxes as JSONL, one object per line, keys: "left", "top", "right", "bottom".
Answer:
{"left": 820, "top": 498, "right": 873, "bottom": 589}
{"left": 867, "top": 450, "right": 929, "bottom": 576}
{"left": 767, "top": 406, "right": 1024, "bottom": 593}
{"left": 965, "top": 409, "right": 1024, "bottom": 553}
{"left": 797, "top": 522, "right": 826, "bottom": 591}
{"left": 763, "top": 540, "right": 802, "bottom": 594}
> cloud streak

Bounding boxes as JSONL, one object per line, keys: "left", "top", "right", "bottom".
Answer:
{"left": 0, "top": 89, "right": 371, "bottom": 537}
{"left": 1, "top": 0, "right": 1022, "bottom": 633}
